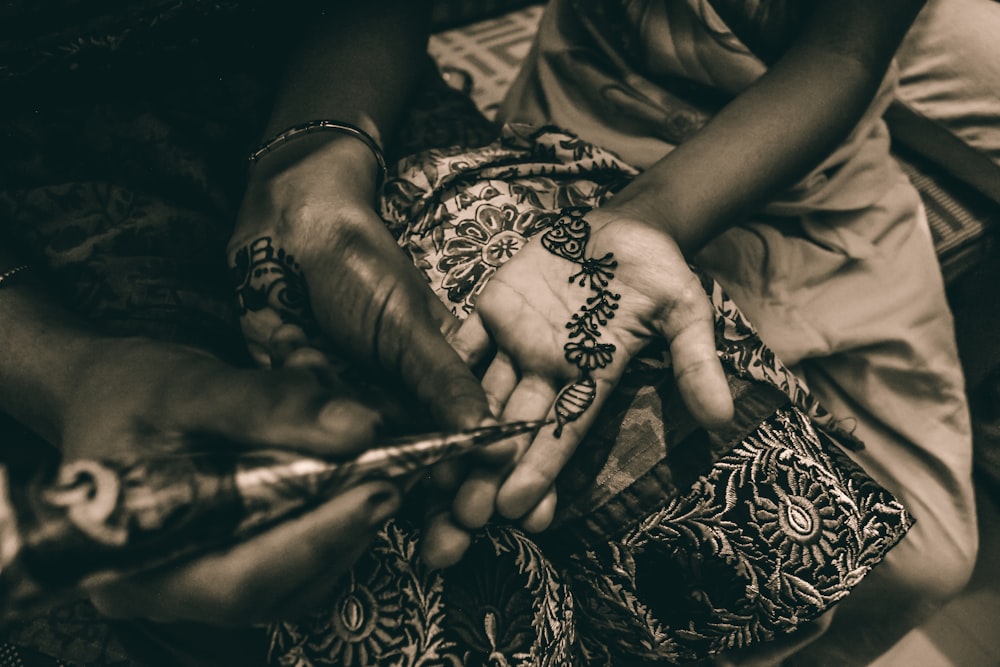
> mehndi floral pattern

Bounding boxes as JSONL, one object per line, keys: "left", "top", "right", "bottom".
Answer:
{"left": 540, "top": 206, "right": 621, "bottom": 436}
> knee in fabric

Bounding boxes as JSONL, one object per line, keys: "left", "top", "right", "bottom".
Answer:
{"left": 891, "top": 525, "right": 978, "bottom": 602}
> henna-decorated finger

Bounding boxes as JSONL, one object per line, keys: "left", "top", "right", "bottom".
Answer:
{"left": 451, "top": 374, "right": 557, "bottom": 529}
{"left": 496, "top": 373, "right": 616, "bottom": 520}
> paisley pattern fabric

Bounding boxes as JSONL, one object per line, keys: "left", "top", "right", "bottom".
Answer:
{"left": 267, "top": 125, "right": 913, "bottom": 666}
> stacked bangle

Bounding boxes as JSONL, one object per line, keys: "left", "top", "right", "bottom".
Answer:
{"left": 0, "top": 264, "right": 30, "bottom": 288}
{"left": 249, "top": 120, "right": 389, "bottom": 190}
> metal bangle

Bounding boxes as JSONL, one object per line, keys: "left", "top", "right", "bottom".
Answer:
{"left": 0, "top": 264, "right": 30, "bottom": 288}
{"left": 248, "top": 120, "right": 389, "bottom": 189}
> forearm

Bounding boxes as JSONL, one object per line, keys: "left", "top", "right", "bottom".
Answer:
{"left": 606, "top": 0, "right": 926, "bottom": 254}
{"left": 248, "top": 0, "right": 432, "bottom": 202}
{"left": 0, "top": 247, "right": 99, "bottom": 444}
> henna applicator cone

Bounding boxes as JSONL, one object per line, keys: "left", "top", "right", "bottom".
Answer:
{"left": 0, "top": 419, "right": 548, "bottom": 615}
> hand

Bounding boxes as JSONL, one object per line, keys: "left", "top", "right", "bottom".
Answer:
{"left": 61, "top": 336, "right": 380, "bottom": 461}
{"left": 88, "top": 481, "right": 399, "bottom": 624}
{"left": 57, "top": 334, "right": 400, "bottom": 624}
{"left": 446, "top": 208, "right": 734, "bottom": 539}
{"left": 228, "top": 137, "right": 491, "bottom": 432}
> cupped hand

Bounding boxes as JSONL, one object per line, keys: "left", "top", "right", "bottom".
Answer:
{"left": 228, "top": 138, "right": 491, "bottom": 432}
{"left": 87, "top": 480, "right": 399, "bottom": 624}
{"left": 445, "top": 207, "right": 734, "bottom": 538}
{"left": 59, "top": 334, "right": 400, "bottom": 624}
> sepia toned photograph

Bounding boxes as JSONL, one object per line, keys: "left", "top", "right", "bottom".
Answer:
{"left": 0, "top": 1, "right": 997, "bottom": 665}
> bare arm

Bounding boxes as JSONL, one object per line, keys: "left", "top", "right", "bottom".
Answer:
{"left": 606, "top": 0, "right": 927, "bottom": 253}
{"left": 247, "top": 0, "right": 433, "bottom": 201}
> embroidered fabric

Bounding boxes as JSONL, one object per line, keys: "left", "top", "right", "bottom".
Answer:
{"left": 266, "top": 125, "right": 913, "bottom": 666}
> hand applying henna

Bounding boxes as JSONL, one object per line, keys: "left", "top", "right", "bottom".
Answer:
{"left": 446, "top": 206, "right": 734, "bottom": 537}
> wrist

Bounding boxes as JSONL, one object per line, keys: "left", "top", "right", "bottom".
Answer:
{"left": 235, "top": 134, "right": 385, "bottom": 249}
{"left": 250, "top": 121, "right": 387, "bottom": 190}
{"left": 247, "top": 131, "right": 382, "bottom": 205}
{"left": 606, "top": 183, "right": 733, "bottom": 256}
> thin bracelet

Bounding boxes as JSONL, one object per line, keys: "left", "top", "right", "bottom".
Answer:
{"left": 0, "top": 264, "right": 30, "bottom": 288}
{"left": 249, "top": 120, "right": 389, "bottom": 189}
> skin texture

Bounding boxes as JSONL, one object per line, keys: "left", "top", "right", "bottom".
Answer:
{"left": 441, "top": 210, "right": 734, "bottom": 538}
{"left": 0, "top": 2, "right": 469, "bottom": 621}
{"left": 81, "top": 331, "right": 403, "bottom": 625}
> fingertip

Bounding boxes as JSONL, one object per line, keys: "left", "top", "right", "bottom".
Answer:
{"left": 496, "top": 471, "right": 547, "bottom": 521}
{"left": 428, "top": 460, "right": 467, "bottom": 491}
{"left": 362, "top": 482, "right": 403, "bottom": 528}
{"left": 471, "top": 437, "right": 519, "bottom": 466}
{"left": 420, "top": 513, "right": 472, "bottom": 569}
{"left": 282, "top": 347, "right": 331, "bottom": 371}
{"left": 452, "top": 473, "right": 502, "bottom": 529}
{"left": 247, "top": 342, "right": 272, "bottom": 369}
{"left": 521, "top": 488, "right": 557, "bottom": 533}
{"left": 676, "top": 362, "right": 735, "bottom": 430}
{"left": 435, "top": 392, "right": 494, "bottom": 432}
{"left": 448, "top": 312, "right": 492, "bottom": 368}
{"left": 686, "top": 389, "right": 734, "bottom": 430}
{"left": 270, "top": 322, "right": 309, "bottom": 344}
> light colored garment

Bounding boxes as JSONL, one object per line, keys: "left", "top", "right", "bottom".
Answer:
{"left": 894, "top": 0, "right": 1000, "bottom": 204}
{"left": 500, "top": 1, "right": 980, "bottom": 663}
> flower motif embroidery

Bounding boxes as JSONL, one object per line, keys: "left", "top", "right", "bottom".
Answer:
{"left": 309, "top": 568, "right": 406, "bottom": 666}
{"left": 753, "top": 468, "right": 848, "bottom": 571}
{"left": 438, "top": 203, "right": 545, "bottom": 307}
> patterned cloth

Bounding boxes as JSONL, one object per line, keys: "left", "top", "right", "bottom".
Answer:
{"left": 267, "top": 125, "right": 912, "bottom": 666}
{"left": 0, "top": 4, "right": 910, "bottom": 661}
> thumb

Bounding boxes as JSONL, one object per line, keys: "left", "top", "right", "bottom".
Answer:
{"left": 400, "top": 313, "right": 493, "bottom": 432}
{"left": 651, "top": 287, "right": 733, "bottom": 429}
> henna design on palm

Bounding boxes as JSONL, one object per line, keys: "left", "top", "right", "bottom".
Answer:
{"left": 541, "top": 207, "right": 620, "bottom": 436}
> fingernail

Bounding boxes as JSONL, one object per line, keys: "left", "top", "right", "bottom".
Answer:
{"left": 367, "top": 488, "right": 401, "bottom": 527}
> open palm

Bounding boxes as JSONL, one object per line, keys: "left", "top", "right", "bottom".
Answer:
{"left": 450, "top": 207, "right": 734, "bottom": 531}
